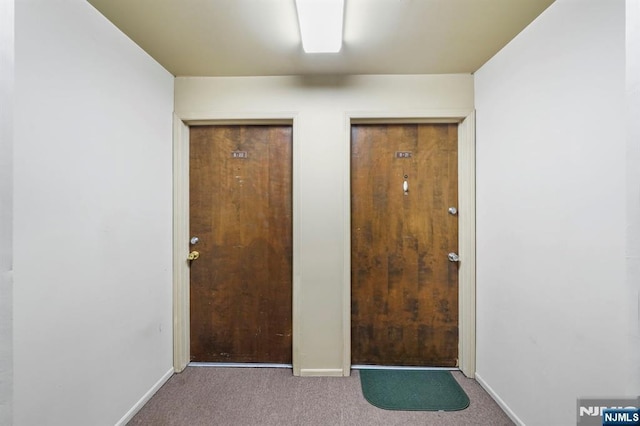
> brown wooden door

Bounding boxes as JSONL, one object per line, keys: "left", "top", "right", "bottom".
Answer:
{"left": 189, "top": 125, "right": 292, "bottom": 364}
{"left": 351, "top": 123, "right": 459, "bottom": 367}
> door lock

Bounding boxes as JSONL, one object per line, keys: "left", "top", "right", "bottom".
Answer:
{"left": 448, "top": 207, "right": 458, "bottom": 215}
{"left": 187, "top": 251, "right": 200, "bottom": 261}
{"left": 448, "top": 252, "right": 460, "bottom": 262}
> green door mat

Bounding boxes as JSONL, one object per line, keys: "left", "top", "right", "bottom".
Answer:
{"left": 359, "top": 369, "right": 470, "bottom": 411}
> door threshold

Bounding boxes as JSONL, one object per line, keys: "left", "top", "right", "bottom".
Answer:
{"left": 189, "top": 362, "right": 293, "bottom": 369}
{"left": 352, "top": 365, "right": 459, "bottom": 371}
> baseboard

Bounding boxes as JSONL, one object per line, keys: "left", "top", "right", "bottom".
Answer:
{"left": 299, "top": 368, "right": 345, "bottom": 377}
{"left": 115, "top": 367, "right": 174, "bottom": 426}
{"left": 475, "top": 373, "right": 525, "bottom": 426}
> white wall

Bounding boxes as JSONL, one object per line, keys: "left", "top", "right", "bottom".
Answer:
{"left": 14, "top": 1, "right": 174, "bottom": 425}
{"left": 475, "top": 1, "right": 635, "bottom": 425}
{"left": 626, "top": 0, "right": 640, "bottom": 397}
{"left": 175, "top": 74, "right": 474, "bottom": 374}
{"left": 0, "top": 0, "right": 14, "bottom": 424}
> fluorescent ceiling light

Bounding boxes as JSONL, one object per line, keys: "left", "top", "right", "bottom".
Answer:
{"left": 295, "top": 0, "right": 344, "bottom": 53}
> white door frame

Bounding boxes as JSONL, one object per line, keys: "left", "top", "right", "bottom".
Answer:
{"left": 172, "top": 113, "right": 301, "bottom": 373}
{"left": 343, "top": 110, "right": 476, "bottom": 377}
{"left": 172, "top": 110, "right": 475, "bottom": 378}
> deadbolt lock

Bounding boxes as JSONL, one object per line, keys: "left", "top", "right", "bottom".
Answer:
{"left": 187, "top": 250, "right": 200, "bottom": 261}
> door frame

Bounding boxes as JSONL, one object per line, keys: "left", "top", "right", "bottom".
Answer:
{"left": 344, "top": 110, "right": 476, "bottom": 378}
{"left": 172, "top": 113, "right": 301, "bottom": 374}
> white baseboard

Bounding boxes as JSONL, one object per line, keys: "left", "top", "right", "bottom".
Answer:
{"left": 299, "top": 368, "right": 345, "bottom": 377}
{"left": 475, "top": 373, "right": 525, "bottom": 426}
{"left": 115, "top": 367, "right": 174, "bottom": 426}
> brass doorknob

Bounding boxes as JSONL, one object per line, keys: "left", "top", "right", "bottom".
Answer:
{"left": 187, "top": 250, "right": 200, "bottom": 261}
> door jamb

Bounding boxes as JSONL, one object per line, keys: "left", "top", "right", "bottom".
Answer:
{"left": 344, "top": 110, "right": 476, "bottom": 378}
{"left": 172, "top": 113, "right": 301, "bottom": 374}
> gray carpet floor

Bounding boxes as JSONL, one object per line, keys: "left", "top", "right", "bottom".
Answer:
{"left": 128, "top": 367, "right": 514, "bottom": 426}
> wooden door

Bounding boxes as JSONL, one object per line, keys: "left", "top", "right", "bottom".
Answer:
{"left": 351, "top": 123, "right": 459, "bottom": 367}
{"left": 189, "top": 125, "right": 292, "bottom": 364}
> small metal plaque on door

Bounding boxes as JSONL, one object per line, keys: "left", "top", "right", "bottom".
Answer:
{"left": 395, "top": 151, "right": 412, "bottom": 158}
{"left": 231, "top": 151, "right": 248, "bottom": 159}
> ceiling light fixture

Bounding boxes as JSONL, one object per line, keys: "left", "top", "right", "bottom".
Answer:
{"left": 295, "top": 0, "right": 344, "bottom": 53}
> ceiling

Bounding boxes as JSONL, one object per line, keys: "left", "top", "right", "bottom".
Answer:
{"left": 87, "top": 0, "right": 555, "bottom": 77}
